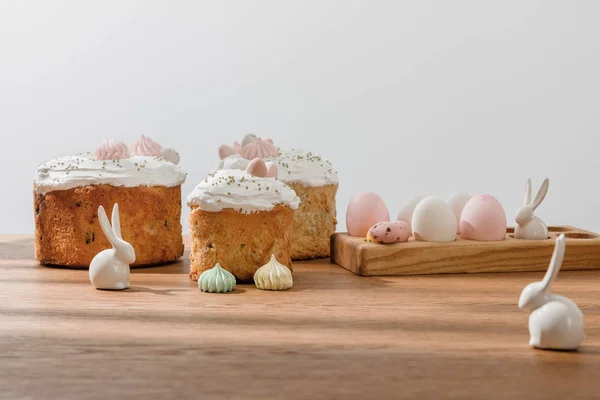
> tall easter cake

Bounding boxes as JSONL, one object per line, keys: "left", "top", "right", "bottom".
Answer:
{"left": 34, "top": 136, "right": 186, "bottom": 267}
{"left": 187, "top": 161, "right": 300, "bottom": 282}
{"left": 217, "top": 134, "right": 338, "bottom": 260}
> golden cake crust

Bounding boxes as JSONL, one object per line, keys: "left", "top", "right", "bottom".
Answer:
{"left": 189, "top": 204, "right": 294, "bottom": 282}
{"left": 34, "top": 185, "right": 184, "bottom": 267}
{"left": 287, "top": 183, "right": 338, "bottom": 260}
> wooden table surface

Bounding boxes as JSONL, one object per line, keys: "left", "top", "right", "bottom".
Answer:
{"left": 1, "top": 235, "right": 599, "bottom": 399}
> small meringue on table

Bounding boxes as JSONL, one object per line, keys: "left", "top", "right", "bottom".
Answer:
{"left": 198, "top": 263, "right": 237, "bottom": 293}
{"left": 253, "top": 255, "right": 293, "bottom": 291}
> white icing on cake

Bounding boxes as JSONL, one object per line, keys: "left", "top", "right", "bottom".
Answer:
{"left": 34, "top": 153, "right": 186, "bottom": 194}
{"left": 187, "top": 169, "right": 300, "bottom": 214}
{"left": 217, "top": 148, "right": 338, "bottom": 188}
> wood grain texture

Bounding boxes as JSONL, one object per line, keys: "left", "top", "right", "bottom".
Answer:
{"left": 332, "top": 226, "right": 600, "bottom": 276}
{"left": 1, "top": 235, "right": 600, "bottom": 399}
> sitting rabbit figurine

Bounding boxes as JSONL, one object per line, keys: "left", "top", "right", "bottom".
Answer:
{"left": 518, "top": 234, "right": 584, "bottom": 350}
{"left": 514, "top": 178, "right": 549, "bottom": 240}
{"left": 89, "top": 203, "right": 135, "bottom": 290}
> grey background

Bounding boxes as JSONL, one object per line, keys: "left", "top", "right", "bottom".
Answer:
{"left": 1, "top": 1, "right": 599, "bottom": 234}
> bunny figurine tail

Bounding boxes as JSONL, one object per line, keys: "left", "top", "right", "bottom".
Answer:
{"left": 88, "top": 204, "right": 134, "bottom": 290}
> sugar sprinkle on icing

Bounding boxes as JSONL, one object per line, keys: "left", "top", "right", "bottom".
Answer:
{"left": 34, "top": 153, "right": 186, "bottom": 194}
{"left": 186, "top": 169, "right": 300, "bottom": 213}
{"left": 217, "top": 148, "right": 338, "bottom": 188}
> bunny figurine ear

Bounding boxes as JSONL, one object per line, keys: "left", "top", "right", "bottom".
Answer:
{"left": 542, "top": 234, "right": 566, "bottom": 291}
{"left": 524, "top": 178, "right": 532, "bottom": 205}
{"left": 111, "top": 203, "right": 123, "bottom": 239}
{"left": 531, "top": 178, "right": 549, "bottom": 210}
{"left": 98, "top": 205, "right": 118, "bottom": 246}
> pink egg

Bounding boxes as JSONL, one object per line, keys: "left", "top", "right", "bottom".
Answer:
{"left": 366, "top": 221, "right": 410, "bottom": 244}
{"left": 265, "top": 162, "right": 278, "bottom": 178}
{"left": 346, "top": 192, "right": 390, "bottom": 237}
{"left": 245, "top": 158, "right": 267, "bottom": 177}
{"left": 460, "top": 194, "right": 507, "bottom": 241}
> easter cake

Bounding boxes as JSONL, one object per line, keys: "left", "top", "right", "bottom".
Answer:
{"left": 34, "top": 136, "right": 186, "bottom": 267}
{"left": 187, "top": 160, "right": 300, "bottom": 282}
{"left": 217, "top": 134, "right": 338, "bottom": 260}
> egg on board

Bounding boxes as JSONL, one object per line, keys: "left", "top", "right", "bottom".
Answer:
{"left": 396, "top": 195, "right": 424, "bottom": 234}
{"left": 448, "top": 192, "right": 472, "bottom": 234}
{"left": 366, "top": 221, "right": 411, "bottom": 244}
{"left": 460, "top": 194, "right": 507, "bottom": 241}
{"left": 346, "top": 192, "right": 390, "bottom": 237}
{"left": 412, "top": 196, "right": 457, "bottom": 242}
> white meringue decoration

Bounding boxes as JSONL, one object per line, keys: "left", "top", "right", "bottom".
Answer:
{"left": 160, "top": 148, "right": 180, "bottom": 165}
{"left": 253, "top": 255, "right": 293, "bottom": 291}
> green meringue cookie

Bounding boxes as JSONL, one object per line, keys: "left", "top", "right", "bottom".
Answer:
{"left": 198, "top": 263, "right": 236, "bottom": 293}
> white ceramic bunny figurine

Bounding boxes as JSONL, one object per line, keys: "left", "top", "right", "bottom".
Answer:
{"left": 514, "top": 178, "right": 549, "bottom": 240}
{"left": 89, "top": 203, "right": 135, "bottom": 290}
{"left": 518, "top": 234, "right": 584, "bottom": 350}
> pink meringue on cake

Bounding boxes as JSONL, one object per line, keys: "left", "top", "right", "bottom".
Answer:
{"left": 130, "top": 135, "right": 162, "bottom": 157}
{"left": 241, "top": 138, "right": 278, "bottom": 159}
{"left": 241, "top": 134, "right": 258, "bottom": 148}
{"left": 94, "top": 138, "right": 131, "bottom": 160}
{"left": 218, "top": 141, "right": 243, "bottom": 160}
{"left": 233, "top": 141, "right": 242, "bottom": 153}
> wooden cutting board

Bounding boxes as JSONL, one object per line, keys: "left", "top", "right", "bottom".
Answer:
{"left": 331, "top": 226, "right": 600, "bottom": 276}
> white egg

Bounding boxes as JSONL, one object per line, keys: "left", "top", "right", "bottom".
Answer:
{"left": 412, "top": 196, "right": 457, "bottom": 242}
{"left": 447, "top": 192, "right": 471, "bottom": 234}
{"left": 396, "top": 195, "right": 424, "bottom": 233}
